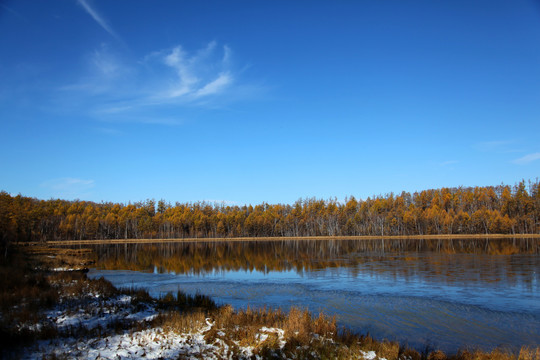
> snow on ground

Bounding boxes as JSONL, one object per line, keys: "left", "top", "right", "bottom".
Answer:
{"left": 20, "top": 311, "right": 279, "bottom": 360}
{"left": 48, "top": 294, "right": 157, "bottom": 330}
{"left": 17, "top": 284, "right": 386, "bottom": 359}
{"left": 20, "top": 293, "right": 222, "bottom": 360}
{"left": 259, "top": 326, "right": 286, "bottom": 348}
{"left": 21, "top": 307, "right": 387, "bottom": 360}
{"left": 23, "top": 327, "right": 219, "bottom": 360}
{"left": 19, "top": 291, "right": 272, "bottom": 360}
{"left": 360, "top": 350, "right": 379, "bottom": 360}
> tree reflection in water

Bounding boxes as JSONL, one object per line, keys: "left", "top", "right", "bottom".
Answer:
{"left": 91, "top": 238, "right": 539, "bottom": 287}
{"left": 87, "top": 238, "right": 540, "bottom": 352}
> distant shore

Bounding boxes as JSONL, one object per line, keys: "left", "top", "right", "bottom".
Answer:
{"left": 38, "top": 233, "right": 540, "bottom": 246}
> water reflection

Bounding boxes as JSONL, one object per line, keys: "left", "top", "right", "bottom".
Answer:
{"left": 88, "top": 238, "right": 540, "bottom": 352}
{"left": 93, "top": 238, "right": 539, "bottom": 287}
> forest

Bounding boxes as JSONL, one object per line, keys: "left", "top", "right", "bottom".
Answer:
{"left": 1, "top": 180, "right": 539, "bottom": 244}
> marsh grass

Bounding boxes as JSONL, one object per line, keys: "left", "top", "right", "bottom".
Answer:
{"left": 0, "top": 246, "right": 150, "bottom": 357}
{"left": 157, "top": 289, "right": 218, "bottom": 311}
{"left": 0, "top": 247, "right": 59, "bottom": 353}
{"left": 155, "top": 304, "right": 425, "bottom": 359}
{"left": 445, "top": 348, "right": 540, "bottom": 360}
{"left": 23, "top": 246, "right": 95, "bottom": 270}
{"left": 145, "top": 297, "right": 540, "bottom": 360}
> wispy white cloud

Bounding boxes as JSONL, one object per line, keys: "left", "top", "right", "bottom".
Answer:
{"left": 93, "top": 107, "right": 184, "bottom": 125}
{"left": 440, "top": 160, "right": 458, "bottom": 166}
{"left": 159, "top": 42, "right": 234, "bottom": 101}
{"left": 513, "top": 152, "right": 540, "bottom": 165}
{"left": 97, "top": 105, "right": 136, "bottom": 114}
{"left": 477, "top": 140, "right": 512, "bottom": 148}
{"left": 121, "top": 117, "right": 183, "bottom": 126}
{"left": 223, "top": 45, "right": 232, "bottom": 64}
{"left": 139, "top": 118, "right": 182, "bottom": 125}
{"left": 164, "top": 46, "right": 199, "bottom": 97}
{"left": 194, "top": 72, "right": 233, "bottom": 97}
{"left": 42, "top": 177, "right": 95, "bottom": 190}
{"left": 475, "top": 140, "right": 521, "bottom": 153}
{"left": 0, "top": 3, "right": 25, "bottom": 20}
{"left": 95, "top": 127, "right": 122, "bottom": 135}
{"left": 59, "top": 45, "right": 128, "bottom": 94}
{"left": 91, "top": 47, "right": 120, "bottom": 75}
{"left": 77, "top": 0, "right": 122, "bottom": 43}
{"left": 71, "top": 41, "right": 234, "bottom": 101}
{"left": 41, "top": 177, "right": 95, "bottom": 199}
{"left": 56, "top": 41, "right": 261, "bottom": 125}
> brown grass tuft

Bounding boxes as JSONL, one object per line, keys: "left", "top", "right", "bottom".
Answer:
{"left": 156, "top": 311, "right": 206, "bottom": 333}
{"left": 450, "top": 348, "right": 522, "bottom": 360}
{"left": 284, "top": 307, "right": 313, "bottom": 343}
{"left": 429, "top": 350, "right": 448, "bottom": 360}
{"left": 518, "top": 347, "right": 540, "bottom": 360}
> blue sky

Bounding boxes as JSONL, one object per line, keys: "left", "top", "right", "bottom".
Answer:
{"left": 1, "top": 0, "right": 539, "bottom": 205}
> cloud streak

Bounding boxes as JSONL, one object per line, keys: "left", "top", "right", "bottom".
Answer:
{"left": 42, "top": 177, "right": 95, "bottom": 190}
{"left": 0, "top": 3, "right": 25, "bottom": 20}
{"left": 91, "top": 47, "right": 120, "bottom": 75}
{"left": 475, "top": 140, "right": 521, "bottom": 154}
{"left": 41, "top": 177, "right": 95, "bottom": 199}
{"left": 57, "top": 41, "right": 259, "bottom": 126}
{"left": 513, "top": 153, "right": 540, "bottom": 165}
{"left": 160, "top": 42, "right": 234, "bottom": 101}
{"left": 440, "top": 160, "right": 458, "bottom": 166}
{"left": 194, "top": 72, "right": 232, "bottom": 97}
{"left": 77, "top": 0, "right": 122, "bottom": 43}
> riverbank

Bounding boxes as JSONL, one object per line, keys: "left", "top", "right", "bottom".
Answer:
{"left": 1, "top": 245, "right": 539, "bottom": 359}
{"left": 42, "top": 233, "right": 540, "bottom": 246}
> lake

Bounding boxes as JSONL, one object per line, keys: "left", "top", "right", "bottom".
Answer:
{"left": 87, "top": 238, "right": 540, "bottom": 353}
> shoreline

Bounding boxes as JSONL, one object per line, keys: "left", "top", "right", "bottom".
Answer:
{"left": 40, "top": 233, "right": 540, "bottom": 246}
{"left": 3, "top": 244, "right": 539, "bottom": 359}
{"left": 0, "top": 246, "right": 406, "bottom": 359}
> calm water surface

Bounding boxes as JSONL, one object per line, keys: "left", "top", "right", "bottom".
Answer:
{"left": 87, "top": 238, "right": 540, "bottom": 352}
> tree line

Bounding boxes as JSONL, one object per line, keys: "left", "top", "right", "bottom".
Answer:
{"left": 1, "top": 180, "right": 539, "bottom": 243}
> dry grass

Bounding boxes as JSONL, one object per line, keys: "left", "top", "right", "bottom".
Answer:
{"left": 518, "top": 347, "right": 540, "bottom": 360}
{"left": 155, "top": 304, "right": 420, "bottom": 359}
{"left": 0, "top": 246, "right": 151, "bottom": 357}
{"left": 157, "top": 290, "right": 218, "bottom": 312}
{"left": 0, "top": 248, "right": 60, "bottom": 354}
{"left": 446, "top": 348, "right": 540, "bottom": 360}
{"left": 23, "top": 246, "right": 95, "bottom": 269}
{"left": 156, "top": 310, "right": 207, "bottom": 333}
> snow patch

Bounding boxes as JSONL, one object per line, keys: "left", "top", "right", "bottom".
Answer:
{"left": 22, "top": 327, "right": 220, "bottom": 360}
{"left": 361, "top": 350, "right": 378, "bottom": 360}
